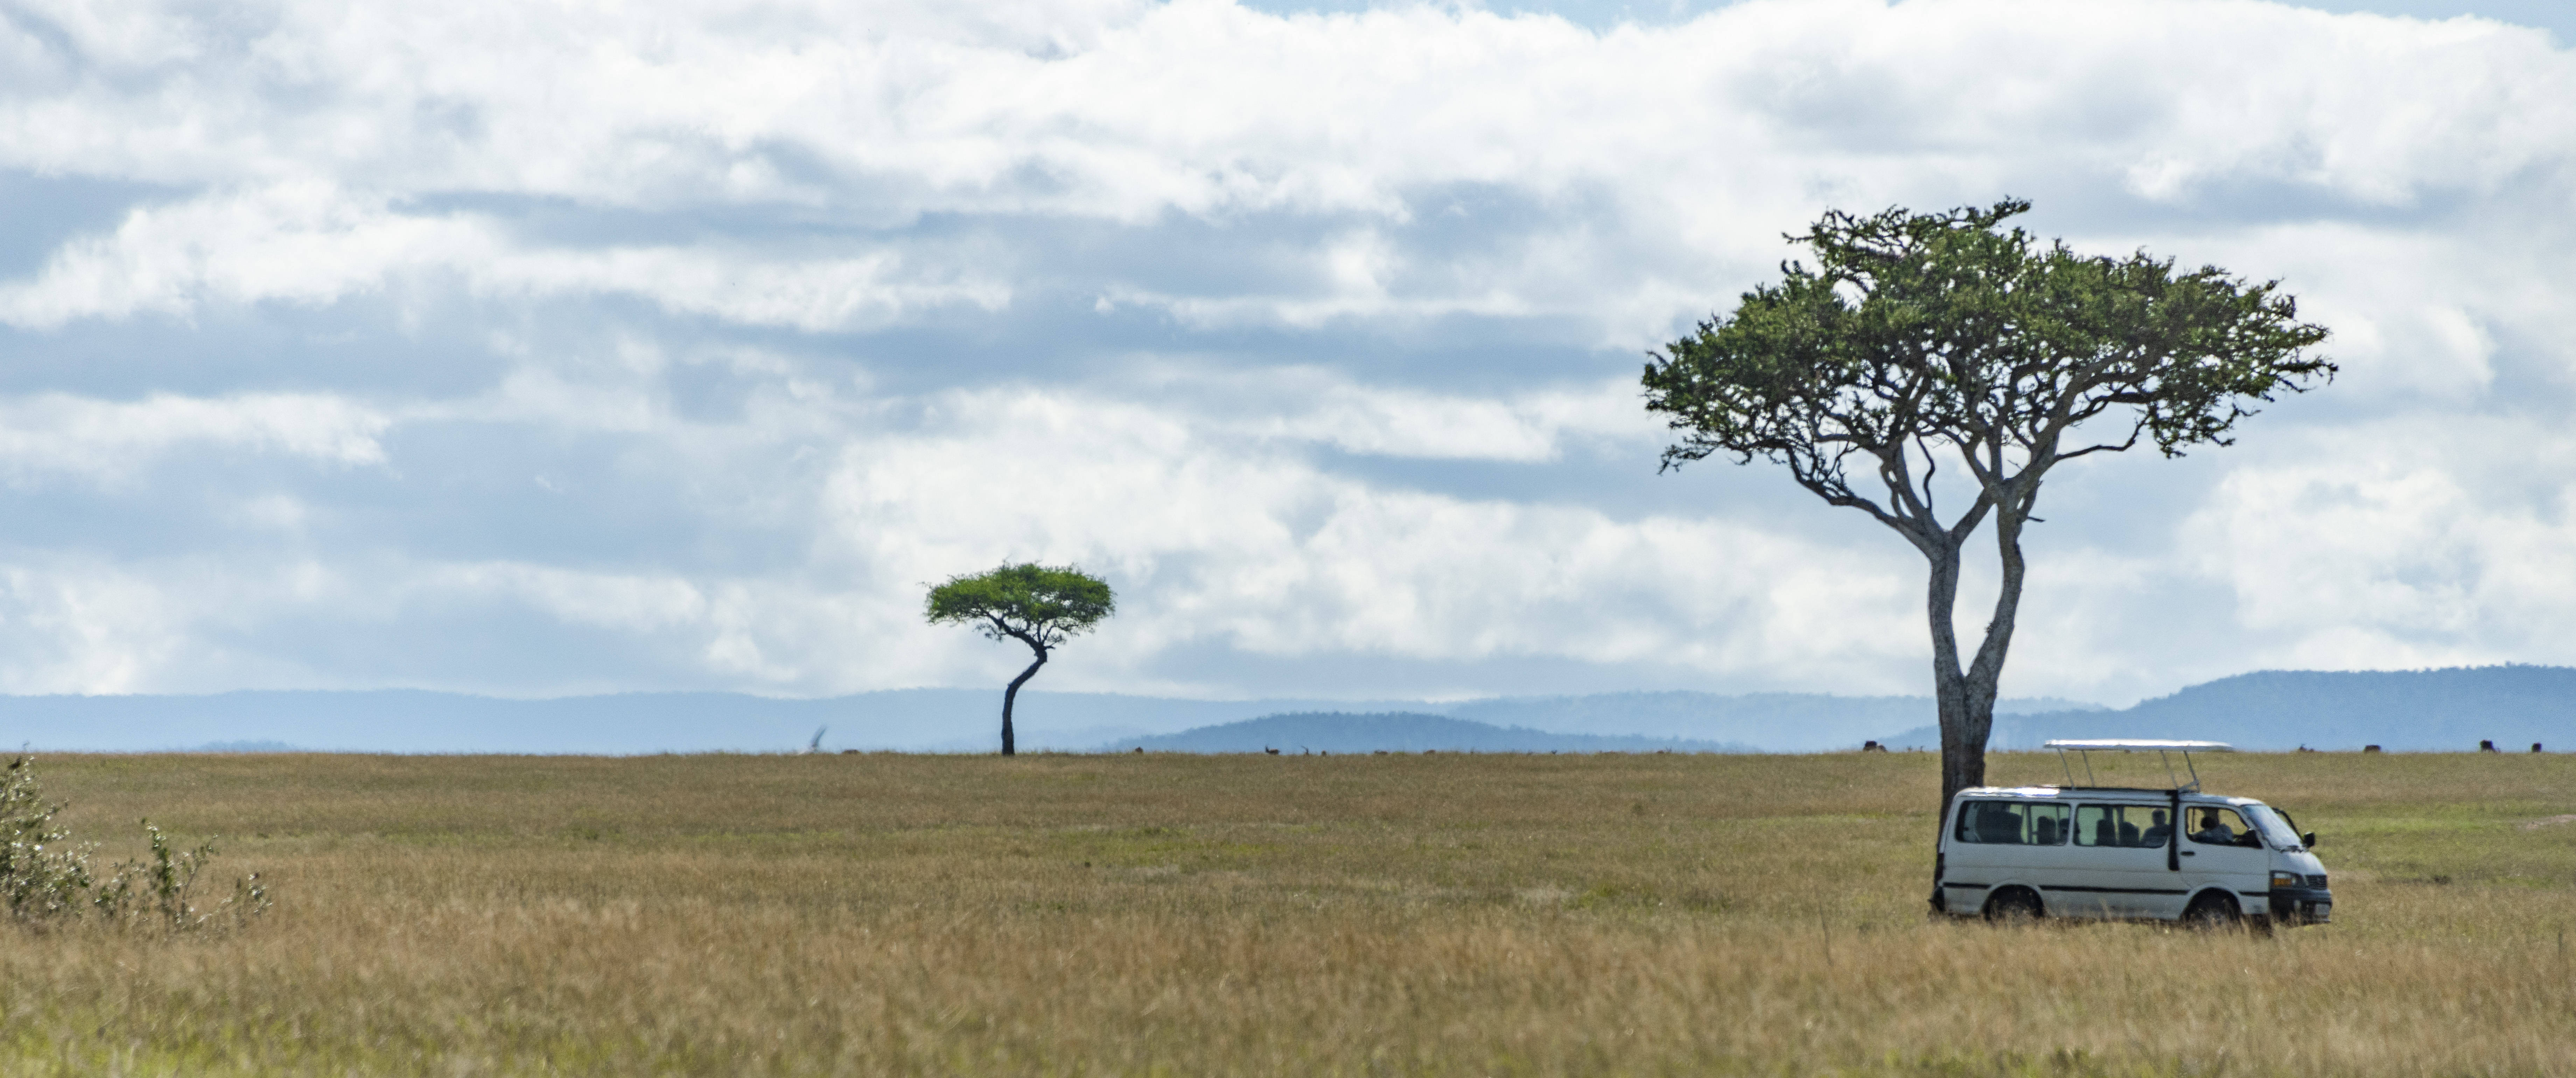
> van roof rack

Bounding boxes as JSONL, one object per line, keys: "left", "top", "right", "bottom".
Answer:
{"left": 2043, "top": 739, "right": 2233, "bottom": 791}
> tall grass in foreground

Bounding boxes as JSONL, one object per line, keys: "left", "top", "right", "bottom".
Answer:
{"left": 3, "top": 750, "right": 2569, "bottom": 1076}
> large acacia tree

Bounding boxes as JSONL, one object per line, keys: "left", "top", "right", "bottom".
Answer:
{"left": 926, "top": 563, "right": 1116, "bottom": 756}
{"left": 1642, "top": 200, "right": 2332, "bottom": 807}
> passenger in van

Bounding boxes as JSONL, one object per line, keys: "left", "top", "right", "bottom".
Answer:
{"left": 2190, "top": 810, "right": 2235, "bottom": 845}
{"left": 2138, "top": 810, "right": 2171, "bottom": 848}
{"left": 2033, "top": 816, "right": 2059, "bottom": 845}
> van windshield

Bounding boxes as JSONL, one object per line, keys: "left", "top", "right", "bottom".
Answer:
{"left": 2243, "top": 804, "right": 2303, "bottom": 848}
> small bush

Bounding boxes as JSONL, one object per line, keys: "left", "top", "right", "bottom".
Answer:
{"left": 0, "top": 755, "right": 267, "bottom": 931}
{"left": 0, "top": 755, "right": 95, "bottom": 920}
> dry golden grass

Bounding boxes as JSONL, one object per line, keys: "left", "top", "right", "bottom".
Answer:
{"left": 6, "top": 749, "right": 2572, "bottom": 1076}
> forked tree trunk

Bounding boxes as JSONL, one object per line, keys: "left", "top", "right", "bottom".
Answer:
{"left": 1000, "top": 650, "right": 1047, "bottom": 757}
{"left": 1924, "top": 507, "right": 2031, "bottom": 812}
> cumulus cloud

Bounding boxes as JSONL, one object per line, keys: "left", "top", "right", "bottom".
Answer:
{"left": 0, "top": 391, "right": 390, "bottom": 483}
{"left": 817, "top": 384, "right": 1921, "bottom": 695}
{"left": 0, "top": 0, "right": 2569, "bottom": 704}
{"left": 0, "top": 184, "right": 1010, "bottom": 331}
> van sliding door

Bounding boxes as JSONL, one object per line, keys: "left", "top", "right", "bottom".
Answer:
{"left": 2066, "top": 803, "right": 2185, "bottom": 918}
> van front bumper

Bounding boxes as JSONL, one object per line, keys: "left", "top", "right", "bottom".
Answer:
{"left": 2267, "top": 887, "right": 2333, "bottom": 925}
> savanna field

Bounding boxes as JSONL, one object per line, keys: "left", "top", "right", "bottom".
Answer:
{"left": 6, "top": 749, "right": 2573, "bottom": 1077}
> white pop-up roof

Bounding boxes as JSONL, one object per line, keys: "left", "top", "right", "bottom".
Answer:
{"left": 2045, "top": 739, "right": 2232, "bottom": 789}
{"left": 2044, "top": 739, "right": 2234, "bottom": 752}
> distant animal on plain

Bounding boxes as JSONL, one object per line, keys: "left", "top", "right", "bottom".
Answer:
{"left": 1861, "top": 740, "right": 1886, "bottom": 753}
{"left": 2482, "top": 740, "right": 2498, "bottom": 752}
{"left": 1264, "top": 747, "right": 1279, "bottom": 755}
{"left": 2364, "top": 745, "right": 2382, "bottom": 753}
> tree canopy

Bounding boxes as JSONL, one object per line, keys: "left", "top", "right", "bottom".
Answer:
{"left": 1642, "top": 199, "right": 2331, "bottom": 808}
{"left": 926, "top": 563, "right": 1115, "bottom": 756}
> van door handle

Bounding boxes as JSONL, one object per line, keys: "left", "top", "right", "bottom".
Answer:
{"left": 2179, "top": 851, "right": 2195, "bottom": 857}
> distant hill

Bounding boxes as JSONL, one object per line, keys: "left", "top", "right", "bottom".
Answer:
{"left": 1116, "top": 712, "right": 1758, "bottom": 754}
{"left": 0, "top": 686, "right": 2097, "bottom": 754}
{"left": 1880, "top": 665, "right": 2576, "bottom": 752}
{"left": 16, "top": 668, "right": 2555, "bottom": 755}
{"left": 0, "top": 688, "right": 1433, "bottom": 754}
{"left": 1445, "top": 691, "right": 2098, "bottom": 753}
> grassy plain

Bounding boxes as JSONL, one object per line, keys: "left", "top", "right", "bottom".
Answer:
{"left": 4, "top": 749, "right": 2572, "bottom": 1076}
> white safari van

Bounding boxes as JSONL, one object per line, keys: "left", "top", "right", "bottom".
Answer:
{"left": 1931, "top": 740, "right": 2333, "bottom": 929}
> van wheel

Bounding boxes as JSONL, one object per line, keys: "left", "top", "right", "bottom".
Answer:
{"left": 2180, "top": 892, "right": 2241, "bottom": 930}
{"left": 1983, "top": 888, "right": 2043, "bottom": 924}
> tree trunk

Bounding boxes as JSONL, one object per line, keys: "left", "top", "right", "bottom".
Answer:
{"left": 1922, "top": 538, "right": 1989, "bottom": 812}
{"left": 1927, "top": 500, "right": 2033, "bottom": 812}
{"left": 1000, "top": 649, "right": 1047, "bottom": 756}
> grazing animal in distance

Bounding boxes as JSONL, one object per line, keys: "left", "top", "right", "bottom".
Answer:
{"left": 1861, "top": 740, "right": 1887, "bottom": 753}
{"left": 1264, "top": 747, "right": 1280, "bottom": 755}
{"left": 2482, "top": 740, "right": 2499, "bottom": 752}
{"left": 1133, "top": 747, "right": 1143, "bottom": 754}
{"left": 2364, "top": 745, "right": 2382, "bottom": 753}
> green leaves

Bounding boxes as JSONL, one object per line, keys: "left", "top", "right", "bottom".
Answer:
{"left": 926, "top": 563, "right": 1117, "bottom": 651}
{"left": 1642, "top": 199, "right": 2333, "bottom": 522}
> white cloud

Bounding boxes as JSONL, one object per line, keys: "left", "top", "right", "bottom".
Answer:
{"left": 817, "top": 385, "right": 1921, "bottom": 695}
{"left": 0, "top": 391, "right": 391, "bottom": 484}
{"left": 0, "top": 561, "right": 183, "bottom": 694}
{"left": 1216, "top": 371, "right": 1655, "bottom": 462}
{"left": 8, "top": 0, "right": 2568, "bottom": 338}
{"left": 0, "top": 0, "right": 2571, "bottom": 706}
{"left": 0, "top": 185, "right": 1010, "bottom": 331}
{"left": 2178, "top": 416, "right": 2576, "bottom": 670}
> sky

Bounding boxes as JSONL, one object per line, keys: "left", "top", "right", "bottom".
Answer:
{"left": 0, "top": 0, "right": 2571, "bottom": 708}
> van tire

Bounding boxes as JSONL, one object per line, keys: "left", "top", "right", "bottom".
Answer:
{"left": 1982, "top": 888, "right": 2044, "bottom": 923}
{"left": 2180, "top": 892, "right": 2241, "bottom": 930}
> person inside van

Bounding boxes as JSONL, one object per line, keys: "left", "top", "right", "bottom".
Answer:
{"left": 2137, "top": 810, "right": 2171, "bottom": 848}
{"left": 2190, "top": 809, "right": 2235, "bottom": 845}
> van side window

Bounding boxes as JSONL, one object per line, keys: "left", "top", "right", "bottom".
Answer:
{"left": 2187, "top": 806, "right": 2259, "bottom": 847}
{"left": 2074, "top": 804, "right": 2171, "bottom": 849}
{"left": 1954, "top": 801, "right": 2070, "bottom": 845}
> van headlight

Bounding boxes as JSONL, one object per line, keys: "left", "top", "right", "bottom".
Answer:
{"left": 2270, "top": 871, "right": 2301, "bottom": 889}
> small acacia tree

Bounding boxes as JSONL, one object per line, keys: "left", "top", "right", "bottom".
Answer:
{"left": 1642, "top": 200, "right": 2332, "bottom": 809}
{"left": 926, "top": 563, "right": 1116, "bottom": 756}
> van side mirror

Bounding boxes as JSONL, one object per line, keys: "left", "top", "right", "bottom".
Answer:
{"left": 2302, "top": 832, "right": 2318, "bottom": 848}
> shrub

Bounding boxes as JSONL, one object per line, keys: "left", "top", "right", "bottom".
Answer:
{"left": 0, "top": 755, "right": 96, "bottom": 920}
{"left": 0, "top": 755, "right": 267, "bottom": 931}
